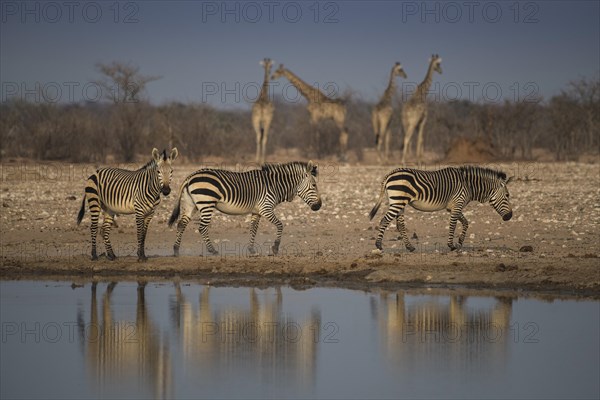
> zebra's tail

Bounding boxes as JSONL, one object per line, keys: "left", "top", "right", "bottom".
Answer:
{"left": 168, "top": 180, "right": 187, "bottom": 228}
{"left": 369, "top": 179, "right": 387, "bottom": 221}
{"left": 77, "top": 195, "right": 86, "bottom": 225}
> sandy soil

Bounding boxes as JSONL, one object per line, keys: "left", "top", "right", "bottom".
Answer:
{"left": 1, "top": 156, "right": 599, "bottom": 298}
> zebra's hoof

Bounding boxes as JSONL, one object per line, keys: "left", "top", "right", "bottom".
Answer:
{"left": 248, "top": 246, "right": 257, "bottom": 256}
{"left": 137, "top": 256, "right": 148, "bottom": 263}
{"left": 91, "top": 255, "right": 98, "bottom": 261}
{"left": 407, "top": 245, "right": 416, "bottom": 252}
{"left": 173, "top": 247, "right": 180, "bottom": 257}
{"left": 208, "top": 249, "right": 219, "bottom": 255}
{"left": 106, "top": 253, "right": 116, "bottom": 261}
{"left": 271, "top": 246, "right": 279, "bottom": 256}
{"left": 375, "top": 242, "right": 383, "bottom": 251}
{"left": 448, "top": 244, "right": 457, "bottom": 251}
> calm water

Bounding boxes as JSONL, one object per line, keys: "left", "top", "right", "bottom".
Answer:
{"left": 1, "top": 281, "right": 598, "bottom": 400}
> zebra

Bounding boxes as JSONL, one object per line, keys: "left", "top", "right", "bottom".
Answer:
{"left": 369, "top": 165, "right": 513, "bottom": 252}
{"left": 77, "top": 148, "right": 179, "bottom": 261}
{"left": 168, "top": 161, "right": 322, "bottom": 256}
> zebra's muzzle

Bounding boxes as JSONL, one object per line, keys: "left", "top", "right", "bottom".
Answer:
{"left": 503, "top": 211, "right": 512, "bottom": 221}
{"left": 162, "top": 186, "right": 171, "bottom": 196}
{"left": 311, "top": 201, "right": 322, "bottom": 211}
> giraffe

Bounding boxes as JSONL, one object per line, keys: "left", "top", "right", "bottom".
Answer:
{"left": 401, "top": 54, "right": 442, "bottom": 164}
{"left": 271, "top": 64, "right": 349, "bottom": 160}
{"left": 372, "top": 62, "right": 407, "bottom": 163}
{"left": 251, "top": 58, "right": 275, "bottom": 163}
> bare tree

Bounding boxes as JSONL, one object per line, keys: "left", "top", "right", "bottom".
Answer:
{"left": 562, "top": 75, "right": 600, "bottom": 150}
{"left": 95, "top": 62, "right": 161, "bottom": 161}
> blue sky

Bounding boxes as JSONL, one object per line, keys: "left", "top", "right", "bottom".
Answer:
{"left": 1, "top": 1, "right": 599, "bottom": 108}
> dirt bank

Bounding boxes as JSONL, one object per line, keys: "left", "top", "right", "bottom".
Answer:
{"left": 1, "top": 160, "right": 599, "bottom": 298}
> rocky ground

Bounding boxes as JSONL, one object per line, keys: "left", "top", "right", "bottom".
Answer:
{"left": 1, "top": 158, "right": 599, "bottom": 298}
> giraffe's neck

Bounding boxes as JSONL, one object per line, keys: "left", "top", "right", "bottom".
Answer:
{"left": 412, "top": 61, "right": 436, "bottom": 103}
{"left": 257, "top": 66, "right": 270, "bottom": 103}
{"left": 281, "top": 69, "right": 328, "bottom": 104}
{"left": 379, "top": 69, "right": 398, "bottom": 106}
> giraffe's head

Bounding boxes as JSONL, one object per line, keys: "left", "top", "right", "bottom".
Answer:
{"left": 430, "top": 54, "right": 443, "bottom": 74}
{"left": 393, "top": 62, "right": 408, "bottom": 79}
{"left": 489, "top": 173, "right": 513, "bottom": 221}
{"left": 260, "top": 58, "right": 274, "bottom": 71}
{"left": 271, "top": 64, "right": 286, "bottom": 81}
{"left": 297, "top": 161, "right": 322, "bottom": 211}
{"left": 152, "top": 147, "right": 178, "bottom": 196}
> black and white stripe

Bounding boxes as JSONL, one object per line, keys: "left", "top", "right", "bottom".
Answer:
{"left": 369, "top": 165, "right": 513, "bottom": 251}
{"left": 77, "top": 148, "right": 178, "bottom": 261}
{"left": 168, "top": 161, "right": 322, "bottom": 256}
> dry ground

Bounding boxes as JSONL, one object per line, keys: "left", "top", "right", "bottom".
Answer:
{"left": 1, "top": 156, "right": 599, "bottom": 297}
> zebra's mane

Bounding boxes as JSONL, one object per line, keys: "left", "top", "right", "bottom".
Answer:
{"left": 459, "top": 165, "right": 507, "bottom": 181}
{"left": 139, "top": 150, "right": 167, "bottom": 171}
{"left": 261, "top": 161, "right": 314, "bottom": 176}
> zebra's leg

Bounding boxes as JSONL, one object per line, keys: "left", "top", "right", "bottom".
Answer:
{"left": 375, "top": 204, "right": 403, "bottom": 251}
{"left": 173, "top": 194, "right": 197, "bottom": 257}
{"left": 198, "top": 206, "right": 218, "bottom": 255}
{"left": 101, "top": 212, "right": 116, "bottom": 260}
{"left": 135, "top": 211, "right": 153, "bottom": 262}
{"left": 262, "top": 208, "right": 283, "bottom": 255}
{"left": 396, "top": 213, "right": 415, "bottom": 252}
{"left": 447, "top": 206, "right": 465, "bottom": 251}
{"left": 89, "top": 205, "right": 101, "bottom": 261}
{"left": 457, "top": 212, "right": 469, "bottom": 249}
{"left": 248, "top": 213, "right": 261, "bottom": 255}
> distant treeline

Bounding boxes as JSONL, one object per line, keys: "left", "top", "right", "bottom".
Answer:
{"left": 1, "top": 76, "right": 598, "bottom": 163}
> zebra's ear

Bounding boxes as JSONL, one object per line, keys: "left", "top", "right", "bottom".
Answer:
{"left": 306, "top": 160, "right": 318, "bottom": 177}
{"left": 170, "top": 148, "right": 178, "bottom": 161}
{"left": 152, "top": 148, "right": 161, "bottom": 162}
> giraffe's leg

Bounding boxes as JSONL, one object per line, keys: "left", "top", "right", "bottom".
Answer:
{"left": 375, "top": 203, "right": 406, "bottom": 251}
{"left": 372, "top": 111, "right": 382, "bottom": 161}
{"left": 261, "top": 116, "right": 273, "bottom": 164}
{"left": 309, "top": 111, "right": 320, "bottom": 158}
{"left": 457, "top": 212, "right": 469, "bottom": 249}
{"left": 135, "top": 208, "right": 153, "bottom": 262}
{"left": 339, "top": 128, "right": 349, "bottom": 161}
{"left": 402, "top": 120, "right": 415, "bottom": 165}
{"left": 261, "top": 206, "right": 283, "bottom": 255}
{"left": 416, "top": 113, "right": 427, "bottom": 164}
{"left": 334, "top": 112, "right": 348, "bottom": 161}
{"left": 396, "top": 213, "right": 415, "bottom": 252}
{"left": 315, "top": 125, "right": 322, "bottom": 159}
{"left": 384, "top": 125, "right": 392, "bottom": 163}
{"left": 198, "top": 205, "right": 218, "bottom": 255}
{"left": 447, "top": 203, "right": 465, "bottom": 251}
{"left": 248, "top": 213, "right": 261, "bottom": 255}
{"left": 101, "top": 212, "right": 116, "bottom": 260}
{"left": 252, "top": 115, "right": 262, "bottom": 163}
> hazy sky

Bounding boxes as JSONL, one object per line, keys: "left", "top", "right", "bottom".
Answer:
{"left": 1, "top": 1, "right": 599, "bottom": 108}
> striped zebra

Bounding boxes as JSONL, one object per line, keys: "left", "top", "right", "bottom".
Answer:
{"left": 77, "top": 148, "right": 179, "bottom": 261}
{"left": 369, "top": 166, "right": 513, "bottom": 251}
{"left": 168, "top": 161, "right": 321, "bottom": 256}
